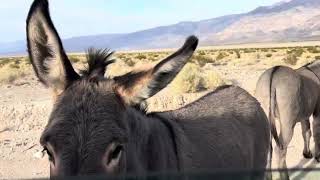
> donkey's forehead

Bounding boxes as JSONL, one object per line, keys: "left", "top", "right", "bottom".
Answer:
{"left": 54, "top": 80, "right": 126, "bottom": 119}
{"left": 40, "top": 115, "right": 127, "bottom": 148}
{"left": 67, "top": 79, "right": 116, "bottom": 94}
{"left": 40, "top": 82, "right": 128, "bottom": 148}
{"left": 41, "top": 80, "right": 127, "bottom": 135}
{"left": 56, "top": 79, "right": 122, "bottom": 103}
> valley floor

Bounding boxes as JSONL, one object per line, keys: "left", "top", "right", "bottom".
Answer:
{"left": 1, "top": 60, "right": 320, "bottom": 179}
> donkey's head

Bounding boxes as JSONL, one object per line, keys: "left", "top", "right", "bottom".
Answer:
{"left": 27, "top": 0, "right": 198, "bottom": 177}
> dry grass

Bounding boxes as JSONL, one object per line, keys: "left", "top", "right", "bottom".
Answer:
{"left": 192, "top": 54, "right": 215, "bottom": 67}
{"left": 283, "top": 54, "right": 298, "bottom": 65}
{"left": 106, "top": 60, "right": 131, "bottom": 77}
{"left": 2, "top": 44, "right": 320, "bottom": 87}
{"left": 170, "top": 63, "right": 226, "bottom": 93}
{"left": 201, "top": 70, "right": 226, "bottom": 90}
{"left": 0, "top": 58, "right": 32, "bottom": 84}
{"left": 147, "top": 91, "right": 207, "bottom": 112}
{"left": 170, "top": 63, "right": 203, "bottom": 93}
{"left": 216, "top": 51, "right": 229, "bottom": 61}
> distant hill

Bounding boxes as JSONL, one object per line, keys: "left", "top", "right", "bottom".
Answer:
{"left": 1, "top": 0, "right": 320, "bottom": 56}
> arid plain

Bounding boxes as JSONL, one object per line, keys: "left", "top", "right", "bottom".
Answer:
{"left": 1, "top": 43, "right": 320, "bottom": 179}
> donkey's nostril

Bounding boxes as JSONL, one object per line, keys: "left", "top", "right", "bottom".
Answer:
{"left": 103, "top": 143, "right": 123, "bottom": 173}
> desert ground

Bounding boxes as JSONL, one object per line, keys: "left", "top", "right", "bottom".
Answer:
{"left": 1, "top": 44, "right": 320, "bottom": 179}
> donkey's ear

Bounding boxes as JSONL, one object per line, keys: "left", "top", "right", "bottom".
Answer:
{"left": 114, "top": 35, "right": 198, "bottom": 106}
{"left": 26, "top": 0, "right": 79, "bottom": 93}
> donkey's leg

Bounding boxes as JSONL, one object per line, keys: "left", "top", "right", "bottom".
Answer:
{"left": 313, "top": 115, "right": 320, "bottom": 162}
{"left": 275, "top": 121, "right": 295, "bottom": 180}
{"left": 265, "top": 143, "right": 273, "bottom": 180}
{"left": 301, "top": 119, "right": 312, "bottom": 159}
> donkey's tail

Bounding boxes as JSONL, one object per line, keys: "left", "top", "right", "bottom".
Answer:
{"left": 269, "top": 66, "right": 281, "bottom": 148}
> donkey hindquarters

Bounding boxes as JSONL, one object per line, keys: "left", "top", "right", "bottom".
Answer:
{"left": 255, "top": 65, "right": 320, "bottom": 180}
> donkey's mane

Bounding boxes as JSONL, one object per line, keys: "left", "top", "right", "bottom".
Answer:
{"left": 80, "top": 48, "right": 115, "bottom": 78}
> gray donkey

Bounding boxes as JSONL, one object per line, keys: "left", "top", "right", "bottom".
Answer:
{"left": 255, "top": 61, "right": 320, "bottom": 180}
{"left": 27, "top": 0, "right": 270, "bottom": 178}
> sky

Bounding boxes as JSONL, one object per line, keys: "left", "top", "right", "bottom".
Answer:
{"left": 0, "top": 0, "right": 283, "bottom": 43}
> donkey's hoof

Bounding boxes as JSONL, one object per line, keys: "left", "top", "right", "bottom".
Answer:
{"left": 303, "top": 151, "right": 313, "bottom": 159}
{"left": 315, "top": 156, "right": 320, "bottom": 163}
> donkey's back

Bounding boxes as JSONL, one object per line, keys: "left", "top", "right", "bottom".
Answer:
{"left": 159, "top": 85, "right": 270, "bottom": 171}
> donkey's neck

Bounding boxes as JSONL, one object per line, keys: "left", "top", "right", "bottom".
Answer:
{"left": 125, "top": 108, "right": 178, "bottom": 173}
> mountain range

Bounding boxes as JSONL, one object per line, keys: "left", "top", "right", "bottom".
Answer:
{"left": 1, "top": 0, "right": 320, "bottom": 56}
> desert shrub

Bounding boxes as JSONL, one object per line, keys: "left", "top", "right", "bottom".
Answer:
{"left": 198, "top": 51, "right": 206, "bottom": 56}
{"left": 0, "top": 71, "right": 23, "bottom": 83}
{"left": 271, "top": 49, "right": 277, "bottom": 53}
{"left": 307, "top": 46, "right": 320, "bottom": 53}
{"left": 256, "top": 54, "right": 261, "bottom": 59}
{"left": 0, "top": 57, "right": 22, "bottom": 66}
{"left": 261, "top": 49, "right": 269, "bottom": 52}
{"left": 295, "top": 48, "right": 304, "bottom": 57}
{"left": 117, "top": 54, "right": 127, "bottom": 60}
{"left": 13, "top": 59, "right": 21, "bottom": 65}
{"left": 201, "top": 70, "right": 225, "bottom": 90}
{"left": 171, "top": 63, "right": 203, "bottom": 93}
{"left": 0, "top": 62, "right": 30, "bottom": 84}
{"left": 149, "top": 57, "right": 157, "bottom": 62}
{"left": 107, "top": 61, "right": 130, "bottom": 77}
{"left": 135, "top": 54, "right": 147, "bottom": 60}
{"left": 0, "top": 58, "right": 12, "bottom": 66}
{"left": 69, "top": 56, "right": 80, "bottom": 63}
{"left": 216, "top": 52, "right": 228, "bottom": 61}
{"left": 283, "top": 54, "right": 298, "bottom": 65}
{"left": 288, "top": 48, "right": 304, "bottom": 57}
{"left": 21, "top": 57, "right": 31, "bottom": 65}
{"left": 266, "top": 54, "right": 273, "bottom": 58}
{"left": 315, "top": 56, "right": 320, "bottom": 60}
{"left": 171, "top": 63, "right": 226, "bottom": 93}
{"left": 243, "top": 49, "right": 256, "bottom": 53}
{"left": 9, "top": 63, "right": 20, "bottom": 69}
{"left": 123, "top": 58, "right": 135, "bottom": 67}
{"left": 192, "top": 55, "right": 214, "bottom": 67}
{"left": 234, "top": 50, "right": 241, "bottom": 59}
{"left": 282, "top": 48, "right": 304, "bottom": 66}
{"left": 208, "top": 50, "right": 216, "bottom": 54}
{"left": 147, "top": 53, "right": 160, "bottom": 62}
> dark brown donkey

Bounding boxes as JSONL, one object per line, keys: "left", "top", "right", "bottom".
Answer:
{"left": 26, "top": 0, "right": 270, "bottom": 178}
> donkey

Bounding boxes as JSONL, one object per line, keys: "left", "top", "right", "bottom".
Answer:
{"left": 255, "top": 62, "right": 320, "bottom": 180}
{"left": 27, "top": 0, "right": 270, "bottom": 178}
